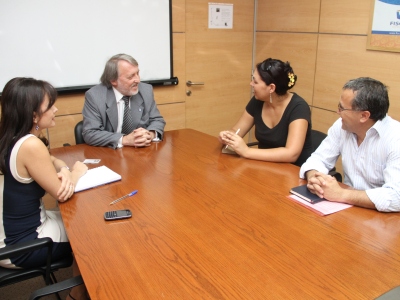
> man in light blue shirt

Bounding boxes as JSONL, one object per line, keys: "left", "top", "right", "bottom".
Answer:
{"left": 300, "top": 77, "right": 400, "bottom": 212}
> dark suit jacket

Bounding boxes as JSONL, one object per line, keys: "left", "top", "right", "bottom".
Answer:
{"left": 82, "top": 82, "right": 166, "bottom": 148}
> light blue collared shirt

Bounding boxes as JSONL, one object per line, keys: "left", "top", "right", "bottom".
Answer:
{"left": 300, "top": 116, "right": 400, "bottom": 212}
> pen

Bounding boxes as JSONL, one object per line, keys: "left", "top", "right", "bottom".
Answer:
{"left": 225, "top": 128, "right": 241, "bottom": 149}
{"left": 109, "top": 190, "right": 138, "bottom": 205}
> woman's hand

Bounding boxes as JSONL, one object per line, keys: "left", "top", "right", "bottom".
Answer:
{"left": 56, "top": 161, "right": 88, "bottom": 201}
{"left": 72, "top": 161, "right": 88, "bottom": 178}
{"left": 218, "top": 131, "right": 228, "bottom": 145}
{"left": 222, "top": 131, "right": 249, "bottom": 157}
{"left": 219, "top": 130, "right": 239, "bottom": 146}
{"left": 57, "top": 167, "right": 74, "bottom": 201}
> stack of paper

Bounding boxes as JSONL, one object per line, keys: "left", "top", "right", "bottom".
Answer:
{"left": 75, "top": 165, "right": 121, "bottom": 192}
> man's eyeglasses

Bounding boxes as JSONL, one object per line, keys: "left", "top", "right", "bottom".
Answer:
{"left": 337, "top": 103, "right": 357, "bottom": 112}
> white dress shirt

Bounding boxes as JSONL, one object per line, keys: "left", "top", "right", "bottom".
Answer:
{"left": 300, "top": 116, "right": 400, "bottom": 212}
{"left": 112, "top": 88, "right": 128, "bottom": 148}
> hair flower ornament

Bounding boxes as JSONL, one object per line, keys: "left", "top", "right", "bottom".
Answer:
{"left": 288, "top": 72, "right": 295, "bottom": 87}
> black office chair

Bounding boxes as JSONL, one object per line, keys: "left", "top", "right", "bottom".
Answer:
{"left": 310, "top": 129, "right": 327, "bottom": 153}
{"left": 310, "top": 129, "right": 342, "bottom": 182}
{"left": 74, "top": 120, "right": 85, "bottom": 145}
{"left": 0, "top": 237, "right": 74, "bottom": 300}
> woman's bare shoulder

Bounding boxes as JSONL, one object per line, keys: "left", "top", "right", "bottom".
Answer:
{"left": 18, "top": 135, "right": 49, "bottom": 156}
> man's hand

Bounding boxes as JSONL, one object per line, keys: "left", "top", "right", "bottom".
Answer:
{"left": 307, "top": 171, "right": 344, "bottom": 202}
{"left": 122, "top": 128, "right": 153, "bottom": 147}
{"left": 306, "top": 170, "right": 325, "bottom": 198}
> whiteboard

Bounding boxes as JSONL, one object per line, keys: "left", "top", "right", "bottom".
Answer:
{"left": 0, "top": 0, "right": 172, "bottom": 92}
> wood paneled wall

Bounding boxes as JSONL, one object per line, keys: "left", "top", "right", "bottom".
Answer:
{"left": 257, "top": 0, "right": 400, "bottom": 135}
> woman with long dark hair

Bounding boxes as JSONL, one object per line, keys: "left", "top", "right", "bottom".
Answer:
{"left": 0, "top": 77, "right": 88, "bottom": 299}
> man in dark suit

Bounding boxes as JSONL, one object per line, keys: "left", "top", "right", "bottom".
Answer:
{"left": 82, "top": 54, "right": 166, "bottom": 148}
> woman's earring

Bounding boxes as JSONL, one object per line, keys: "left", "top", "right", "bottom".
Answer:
{"left": 270, "top": 93, "right": 272, "bottom": 104}
{"left": 35, "top": 124, "right": 39, "bottom": 131}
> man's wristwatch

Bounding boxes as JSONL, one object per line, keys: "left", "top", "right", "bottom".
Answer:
{"left": 152, "top": 131, "right": 161, "bottom": 142}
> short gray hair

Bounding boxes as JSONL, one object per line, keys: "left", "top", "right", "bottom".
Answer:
{"left": 100, "top": 54, "right": 138, "bottom": 88}
{"left": 343, "top": 77, "right": 389, "bottom": 121}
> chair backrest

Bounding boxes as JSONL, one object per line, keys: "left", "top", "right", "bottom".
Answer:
{"left": 74, "top": 120, "right": 84, "bottom": 145}
{"left": 310, "top": 129, "right": 342, "bottom": 182}
{"left": 311, "top": 129, "right": 327, "bottom": 153}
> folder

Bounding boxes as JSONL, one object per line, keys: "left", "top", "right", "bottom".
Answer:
{"left": 290, "top": 184, "right": 324, "bottom": 204}
{"left": 75, "top": 165, "right": 121, "bottom": 192}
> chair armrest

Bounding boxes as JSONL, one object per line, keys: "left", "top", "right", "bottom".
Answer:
{"left": 29, "top": 275, "right": 84, "bottom": 300}
{"left": 328, "top": 170, "right": 342, "bottom": 183}
{"left": 0, "top": 237, "right": 53, "bottom": 260}
{"left": 0, "top": 237, "right": 54, "bottom": 284}
{"left": 247, "top": 141, "right": 259, "bottom": 147}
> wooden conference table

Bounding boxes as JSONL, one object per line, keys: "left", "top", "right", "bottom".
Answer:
{"left": 51, "top": 129, "right": 400, "bottom": 299}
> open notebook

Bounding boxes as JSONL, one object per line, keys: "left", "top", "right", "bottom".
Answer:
{"left": 75, "top": 165, "right": 121, "bottom": 192}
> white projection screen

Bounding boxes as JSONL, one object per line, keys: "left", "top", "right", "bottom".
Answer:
{"left": 0, "top": 0, "right": 173, "bottom": 92}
